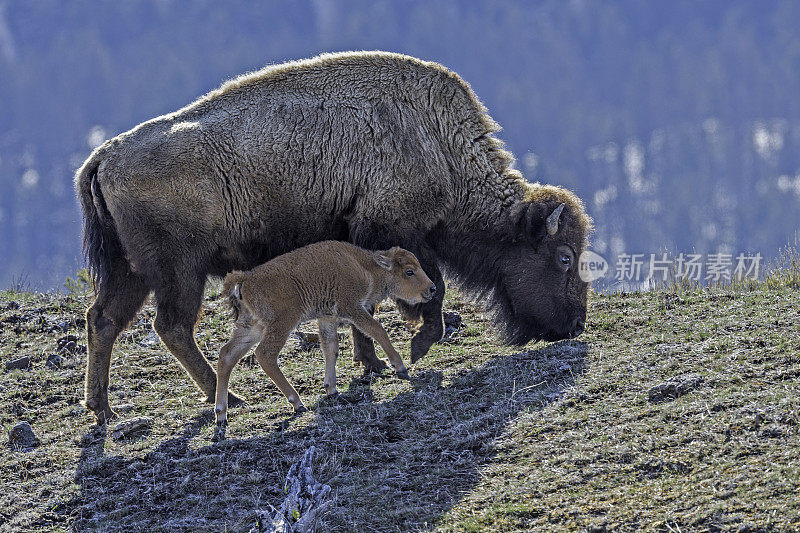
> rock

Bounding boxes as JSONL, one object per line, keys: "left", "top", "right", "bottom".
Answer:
{"left": 45, "top": 353, "right": 63, "bottom": 369}
{"left": 111, "top": 417, "right": 153, "bottom": 441}
{"left": 443, "top": 310, "right": 463, "bottom": 329}
{"left": 57, "top": 334, "right": 79, "bottom": 353}
{"left": 6, "top": 356, "right": 31, "bottom": 371}
{"left": 648, "top": 373, "right": 703, "bottom": 402}
{"left": 441, "top": 310, "right": 463, "bottom": 341}
{"left": 9, "top": 421, "right": 40, "bottom": 450}
{"left": 138, "top": 330, "right": 161, "bottom": 347}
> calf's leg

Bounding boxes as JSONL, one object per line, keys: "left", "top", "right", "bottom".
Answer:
{"left": 350, "top": 311, "right": 409, "bottom": 379}
{"left": 214, "top": 320, "right": 263, "bottom": 427}
{"left": 255, "top": 320, "right": 306, "bottom": 413}
{"left": 351, "top": 310, "right": 389, "bottom": 374}
{"left": 318, "top": 319, "right": 340, "bottom": 396}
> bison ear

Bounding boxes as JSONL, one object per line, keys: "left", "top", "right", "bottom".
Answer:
{"left": 508, "top": 201, "right": 549, "bottom": 244}
{"left": 373, "top": 251, "right": 394, "bottom": 270}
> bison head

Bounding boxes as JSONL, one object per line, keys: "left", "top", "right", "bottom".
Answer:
{"left": 489, "top": 184, "right": 592, "bottom": 345}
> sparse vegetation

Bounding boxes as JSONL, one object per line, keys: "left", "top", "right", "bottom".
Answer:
{"left": 1, "top": 270, "right": 799, "bottom": 531}
{"left": 764, "top": 244, "right": 800, "bottom": 290}
{"left": 62, "top": 269, "right": 93, "bottom": 298}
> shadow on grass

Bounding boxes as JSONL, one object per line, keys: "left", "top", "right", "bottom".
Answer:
{"left": 65, "top": 340, "right": 587, "bottom": 531}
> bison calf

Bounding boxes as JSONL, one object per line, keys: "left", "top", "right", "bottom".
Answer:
{"left": 213, "top": 241, "right": 435, "bottom": 436}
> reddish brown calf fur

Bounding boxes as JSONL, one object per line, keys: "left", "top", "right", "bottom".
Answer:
{"left": 213, "top": 241, "right": 435, "bottom": 439}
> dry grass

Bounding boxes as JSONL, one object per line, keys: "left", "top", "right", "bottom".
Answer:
{"left": 0, "top": 273, "right": 798, "bottom": 531}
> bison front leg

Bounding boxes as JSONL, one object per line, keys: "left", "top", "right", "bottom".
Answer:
{"left": 351, "top": 304, "right": 389, "bottom": 375}
{"left": 396, "top": 257, "right": 445, "bottom": 363}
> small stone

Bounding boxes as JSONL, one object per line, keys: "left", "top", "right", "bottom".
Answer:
{"left": 113, "top": 403, "right": 134, "bottom": 413}
{"left": 45, "top": 353, "right": 63, "bottom": 369}
{"left": 57, "top": 334, "right": 79, "bottom": 353}
{"left": 6, "top": 356, "right": 31, "bottom": 371}
{"left": 443, "top": 310, "right": 463, "bottom": 329}
{"left": 648, "top": 373, "right": 703, "bottom": 402}
{"left": 9, "top": 421, "right": 40, "bottom": 450}
{"left": 138, "top": 330, "right": 160, "bottom": 347}
{"left": 111, "top": 417, "right": 153, "bottom": 441}
{"left": 441, "top": 310, "right": 464, "bottom": 342}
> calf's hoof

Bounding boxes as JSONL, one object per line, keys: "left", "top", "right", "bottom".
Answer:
{"left": 212, "top": 421, "right": 227, "bottom": 442}
{"left": 396, "top": 369, "right": 411, "bottom": 380}
{"left": 294, "top": 405, "right": 308, "bottom": 415}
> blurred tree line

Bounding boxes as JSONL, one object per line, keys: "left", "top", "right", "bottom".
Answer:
{"left": 1, "top": 0, "right": 799, "bottom": 288}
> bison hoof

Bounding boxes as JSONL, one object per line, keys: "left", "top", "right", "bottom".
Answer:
{"left": 361, "top": 359, "right": 389, "bottom": 376}
{"left": 410, "top": 334, "right": 435, "bottom": 363}
{"left": 396, "top": 369, "right": 411, "bottom": 380}
{"left": 294, "top": 405, "right": 308, "bottom": 415}
{"left": 90, "top": 404, "right": 118, "bottom": 425}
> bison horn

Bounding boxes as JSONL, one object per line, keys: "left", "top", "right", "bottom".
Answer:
{"left": 546, "top": 203, "right": 565, "bottom": 235}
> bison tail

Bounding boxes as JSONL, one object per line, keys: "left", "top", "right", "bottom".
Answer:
{"left": 222, "top": 271, "right": 249, "bottom": 320}
{"left": 75, "top": 152, "right": 122, "bottom": 294}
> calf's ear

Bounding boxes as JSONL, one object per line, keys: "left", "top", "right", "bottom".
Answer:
{"left": 373, "top": 251, "right": 393, "bottom": 270}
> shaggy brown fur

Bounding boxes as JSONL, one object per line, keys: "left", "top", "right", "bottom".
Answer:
{"left": 212, "top": 241, "right": 434, "bottom": 438}
{"left": 75, "top": 51, "right": 592, "bottom": 423}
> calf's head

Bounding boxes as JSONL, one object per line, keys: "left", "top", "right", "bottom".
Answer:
{"left": 492, "top": 184, "right": 592, "bottom": 344}
{"left": 374, "top": 247, "right": 436, "bottom": 305}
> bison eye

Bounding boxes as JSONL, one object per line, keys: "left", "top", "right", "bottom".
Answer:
{"left": 560, "top": 253, "right": 571, "bottom": 267}
{"left": 405, "top": 269, "right": 415, "bottom": 277}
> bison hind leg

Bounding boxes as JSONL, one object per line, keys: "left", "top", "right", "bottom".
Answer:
{"left": 85, "top": 262, "right": 150, "bottom": 424}
{"left": 152, "top": 275, "right": 245, "bottom": 407}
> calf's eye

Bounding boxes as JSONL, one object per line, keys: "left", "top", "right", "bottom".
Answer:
{"left": 405, "top": 269, "right": 415, "bottom": 277}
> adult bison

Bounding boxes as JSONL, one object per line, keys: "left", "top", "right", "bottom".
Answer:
{"left": 76, "top": 51, "right": 592, "bottom": 423}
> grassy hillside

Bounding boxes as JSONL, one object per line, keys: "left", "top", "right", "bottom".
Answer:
{"left": 0, "top": 271, "right": 798, "bottom": 531}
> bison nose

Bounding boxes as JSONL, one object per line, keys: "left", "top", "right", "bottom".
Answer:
{"left": 429, "top": 284, "right": 437, "bottom": 295}
{"left": 570, "top": 317, "right": 585, "bottom": 338}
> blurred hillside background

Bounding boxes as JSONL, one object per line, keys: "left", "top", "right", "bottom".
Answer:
{"left": 1, "top": 0, "right": 799, "bottom": 289}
